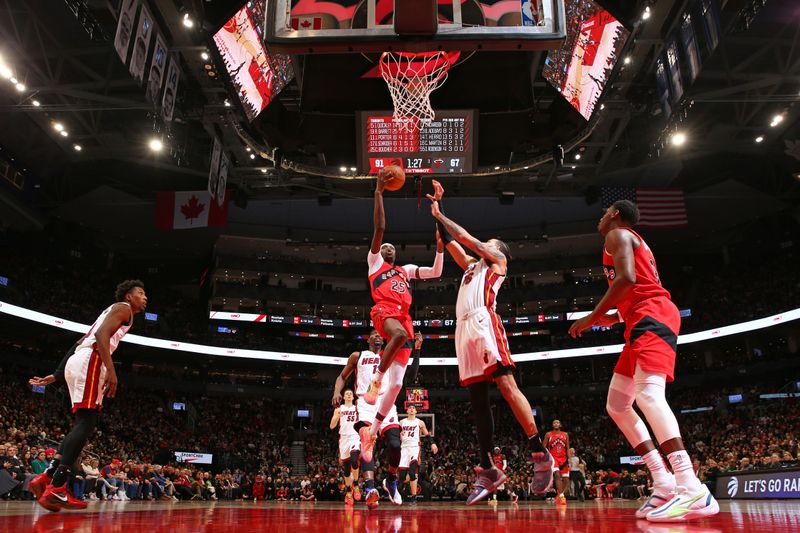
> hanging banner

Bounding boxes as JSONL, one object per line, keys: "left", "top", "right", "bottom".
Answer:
{"left": 113, "top": 0, "right": 139, "bottom": 65}
{"left": 216, "top": 153, "right": 229, "bottom": 208}
{"left": 146, "top": 32, "right": 168, "bottom": 105}
{"left": 208, "top": 137, "right": 222, "bottom": 199}
{"left": 130, "top": 3, "right": 155, "bottom": 84}
{"left": 161, "top": 55, "right": 180, "bottom": 122}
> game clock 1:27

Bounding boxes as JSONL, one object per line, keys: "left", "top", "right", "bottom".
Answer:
{"left": 357, "top": 110, "right": 476, "bottom": 175}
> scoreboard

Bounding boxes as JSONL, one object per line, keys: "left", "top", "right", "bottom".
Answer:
{"left": 357, "top": 110, "right": 475, "bottom": 175}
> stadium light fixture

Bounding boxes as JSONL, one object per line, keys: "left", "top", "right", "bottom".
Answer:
{"left": 671, "top": 132, "right": 687, "bottom": 146}
{"left": 755, "top": 135, "right": 764, "bottom": 143}
{"left": 149, "top": 138, "right": 164, "bottom": 152}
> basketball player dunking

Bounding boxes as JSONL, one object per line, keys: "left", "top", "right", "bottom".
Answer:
{"left": 329, "top": 389, "right": 361, "bottom": 506}
{"left": 543, "top": 420, "right": 569, "bottom": 505}
{"left": 28, "top": 280, "right": 147, "bottom": 512}
{"left": 398, "top": 405, "right": 437, "bottom": 505}
{"left": 332, "top": 330, "right": 423, "bottom": 508}
{"left": 427, "top": 181, "right": 555, "bottom": 505}
{"left": 361, "top": 171, "right": 443, "bottom": 471}
{"left": 569, "top": 200, "right": 719, "bottom": 522}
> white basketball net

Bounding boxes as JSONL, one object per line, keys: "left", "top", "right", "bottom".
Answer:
{"left": 379, "top": 51, "right": 451, "bottom": 132}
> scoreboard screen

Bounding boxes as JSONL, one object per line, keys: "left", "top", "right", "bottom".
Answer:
{"left": 404, "top": 388, "right": 430, "bottom": 411}
{"left": 357, "top": 110, "right": 476, "bottom": 175}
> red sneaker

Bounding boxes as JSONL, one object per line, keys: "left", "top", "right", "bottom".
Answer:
{"left": 39, "top": 485, "right": 88, "bottom": 512}
{"left": 352, "top": 485, "right": 362, "bottom": 501}
{"left": 30, "top": 473, "right": 52, "bottom": 500}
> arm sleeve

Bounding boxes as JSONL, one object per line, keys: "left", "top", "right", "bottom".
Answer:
{"left": 53, "top": 339, "right": 80, "bottom": 383}
{"left": 367, "top": 251, "right": 384, "bottom": 276}
{"left": 403, "top": 251, "right": 444, "bottom": 280}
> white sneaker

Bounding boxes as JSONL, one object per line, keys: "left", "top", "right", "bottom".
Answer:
{"left": 635, "top": 492, "right": 673, "bottom": 519}
{"left": 646, "top": 485, "right": 719, "bottom": 522}
{"left": 382, "top": 478, "right": 402, "bottom": 506}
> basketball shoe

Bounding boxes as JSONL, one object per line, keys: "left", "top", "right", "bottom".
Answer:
{"left": 529, "top": 449, "right": 556, "bottom": 493}
{"left": 364, "top": 379, "right": 382, "bottom": 405}
{"left": 359, "top": 426, "right": 376, "bottom": 463}
{"left": 646, "top": 485, "right": 719, "bottom": 522}
{"left": 345, "top": 491, "right": 354, "bottom": 506}
{"left": 383, "top": 478, "right": 402, "bottom": 506}
{"left": 353, "top": 484, "right": 362, "bottom": 501}
{"left": 556, "top": 494, "right": 567, "bottom": 506}
{"left": 29, "top": 472, "right": 51, "bottom": 499}
{"left": 466, "top": 466, "right": 507, "bottom": 506}
{"left": 635, "top": 492, "right": 674, "bottom": 519}
{"left": 38, "top": 485, "right": 88, "bottom": 512}
{"left": 365, "top": 488, "right": 380, "bottom": 509}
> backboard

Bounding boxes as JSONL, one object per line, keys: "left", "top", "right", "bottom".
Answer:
{"left": 265, "top": 0, "right": 567, "bottom": 53}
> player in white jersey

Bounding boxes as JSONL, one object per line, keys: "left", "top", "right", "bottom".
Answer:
{"left": 330, "top": 389, "right": 361, "bottom": 505}
{"left": 398, "top": 406, "right": 437, "bottom": 504}
{"left": 28, "top": 280, "right": 147, "bottom": 512}
{"left": 427, "top": 180, "right": 555, "bottom": 505}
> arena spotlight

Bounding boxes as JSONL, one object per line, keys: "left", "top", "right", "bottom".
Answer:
{"left": 339, "top": 166, "right": 347, "bottom": 172}
{"left": 574, "top": 153, "right": 581, "bottom": 160}
{"left": 9, "top": 76, "right": 17, "bottom": 84}
{"left": 349, "top": 167, "right": 357, "bottom": 172}
{"left": 53, "top": 122, "right": 64, "bottom": 132}
{"left": 149, "top": 138, "right": 164, "bottom": 152}
{"left": 624, "top": 56, "right": 632, "bottom": 65}
{"left": 671, "top": 132, "right": 687, "bottom": 146}
{"left": 755, "top": 135, "right": 764, "bottom": 143}
{"left": 15, "top": 82, "right": 25, "bottom": 92}
{"left": 201, "top": 52, "right": 210, "bottom": 61}
{"left": 182, "top": 14, "right": 194, "bottom": 28}
{"left": 260, "top": 168, "right": 267, "bottom": 173}
{"left": 60, "top": 130, "right": 68, "bottom": 137}
{"left": 73, "top": 144, "right": 82, "bottom": 151}
{"left": 770, "top": 114, "right": 784, "bottom": 127}
{"left": 32, "top": 99, "right": 40, "bottom": 107}
{"left": 249, "top": 153, "right": 256, "bottom": 160}
{"left": 642, "top": 7, "right": 651, "bottom": 20}
{"left": 224, "top": 99, "right": 231, "bottom": 107}
{"left": 0, "top": 64, "right": 11, "bottom": 79}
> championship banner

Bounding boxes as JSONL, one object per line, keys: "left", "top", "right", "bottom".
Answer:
{"left": 161, "top": 55, "right": 180, "bottom": 122}
{"left": 717, "top": 469, "right": 800, "bottom": 500}
{"left": 129, "top": 2, "right": 154, "bottom": 84}
{"left": 216, "top": 153, "right": 229, "bottom": 208}
{"left": 174, "top": 452, "right": 213, "bottom": 464}
{"left": 113, "top": 0, "right": 139, "bottom": 65}
{"left": 207, "top": 136, "right": 222, "bottom": 199}
{"left": 146, "top": 32, "right": 168, "bottom": 105}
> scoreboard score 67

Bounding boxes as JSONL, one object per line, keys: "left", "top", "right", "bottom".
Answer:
{"left": 357, "top": 110, "right": 476, "bottom": 175}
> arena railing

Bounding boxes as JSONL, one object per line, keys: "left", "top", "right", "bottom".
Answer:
{"left": 1, "top": 300, "right": 798, "bottom": 366}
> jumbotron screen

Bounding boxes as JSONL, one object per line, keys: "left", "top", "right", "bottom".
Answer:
{"left": 357, "top": 110, "right": 475, "bottom": 175}
{"left": 404, "top": 388, "right": 430, "bottom": 411}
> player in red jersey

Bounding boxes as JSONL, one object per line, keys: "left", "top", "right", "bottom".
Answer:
{"left": 569, "top": 200, "right": 718, "bottom": 522}
{"left": 28, "top": 280, "right": 147, "bottom": 512}
{"left": 488, "top": 447, "right": 507, "bottom": 505}
{"left": 543, "top": 420, "right": 569, "bottom": 505}
{"left": 360, "top": 171, "right": 444, "bottom": 466}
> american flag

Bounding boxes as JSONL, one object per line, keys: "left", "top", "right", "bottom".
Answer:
{"left": 601, "top": 187, "right": 688, "bottom": 228}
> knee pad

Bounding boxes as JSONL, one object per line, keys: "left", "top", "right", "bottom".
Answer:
{"left": 606, "top": 373, "right": 636, "bottom": 419}
{"left": 342, "top": 461, "right": 351, "bottom": 477}
{"left": 350, "top": 450, "right": 361, "bottom": 470}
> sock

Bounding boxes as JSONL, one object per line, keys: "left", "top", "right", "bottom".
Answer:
{"left": 45, "top": 459, "right": 61, "bottom": 477}
{"left": 529, "top": 433, "right": 545, "bottom": 454}
{"left": 374, "top": 370, "right": 384, "bottom": 383}
{"left": 51, "top": 465, "right": 70, "bottom": 488}
{"left": 642, "top": 450, "right": 675, "bottom": 493}
{"left": 365, "top": 479, "right": 375, "bottom": 491}
{"left": 370, "top": 414, "right": 385, "bottom": 437}
{"left": 666, "top": 450, "right": 703, "bottom": 493}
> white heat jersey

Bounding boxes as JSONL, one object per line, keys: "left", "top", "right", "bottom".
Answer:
{"left": 455, "top": 260, "right": 505, "bottom": 318}
{"left": 355, "top": 350, "right": 381, "bottom": 396}
{"left": 338, "top": 404, "right": 357, "bottom": 437}
{"left": 400, "top": 418, "right": 422, "bottom": 449}
{"left": 75, "top": 303, "right": 134, "bottom": 353}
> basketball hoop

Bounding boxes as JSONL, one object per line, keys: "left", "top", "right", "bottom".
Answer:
{"left": 379, "top": 51, "right": 451, "bottom": 132}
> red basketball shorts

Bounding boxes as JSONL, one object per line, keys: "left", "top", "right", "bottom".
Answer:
{"left": 370, "top": 303, "right": 414, "bottom": 366}
{"left": 615, "top": 297, "right": 681, "bottom": 382}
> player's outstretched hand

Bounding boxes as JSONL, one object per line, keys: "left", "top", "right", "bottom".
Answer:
{"left": 331, "top": 392, "right": 342, "bottom": 407}
{"left": 431, "top": 443, "right": 439, "bottom": 455}
{"left": 426, "top": 196, "right": 442, "bottom": 218}
{"left": 414, "top": 331, "right": 423, "bottom": 350}
{"left": 431, "top": 179, "right": 444, "bottom": 201}
{"left": 29, "top": 375, "right": 56, "bottom": 387}
{"left": 568, "top": 315, "right": 595, "bottom": 338}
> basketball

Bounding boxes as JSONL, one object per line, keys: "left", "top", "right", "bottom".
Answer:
{"left": 378, "top": 165, "right": 406, "bottom": 191}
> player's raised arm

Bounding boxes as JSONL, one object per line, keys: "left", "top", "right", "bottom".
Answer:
{"left": 329, "top": 407, "right": 341, "bottom": 430}
{"left": 428, "top": 197, "right": 506, "bottom": 272}
{"left": 332, "top": 351, "right": 360, "bottom": 406}
{"left": 428, "top": 180, "right": 477, "bottom": 271}
{"left": 370, "top": 175, "right": 387, "bottom": 255}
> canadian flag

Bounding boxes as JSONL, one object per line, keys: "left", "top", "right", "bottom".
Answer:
{"left": 291, "top": 16, "right": 322, "bottom": 30}
{"left": 155, "top": 190, "right": 229, "bottom": 230}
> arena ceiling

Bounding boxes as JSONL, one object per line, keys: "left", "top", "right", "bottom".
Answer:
{"left": 0, "top": 0, "right": 798, "bottom": 247}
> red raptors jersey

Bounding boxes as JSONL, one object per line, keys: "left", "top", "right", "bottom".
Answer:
{"left": 492, "top": 453, "right": 506, "bottom": 472}
{"left": 369, "top": 261, "right": 412, "bottom": 310}
{"left": 603, "top": 229, "right": 671, "bottom": 321}
{"left": 547, "top": 431, "right": 568, "bottom": 458}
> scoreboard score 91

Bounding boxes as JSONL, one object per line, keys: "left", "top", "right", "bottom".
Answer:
{"left": 357, "top": 110, "right": 476, "bottom": 175}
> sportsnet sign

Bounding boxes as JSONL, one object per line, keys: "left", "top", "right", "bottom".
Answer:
{"left": 175, "top": 452, "right": 213, "bottom": 464}
{"left": 717, "top": 469, "right": 800, "bottom": 499}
